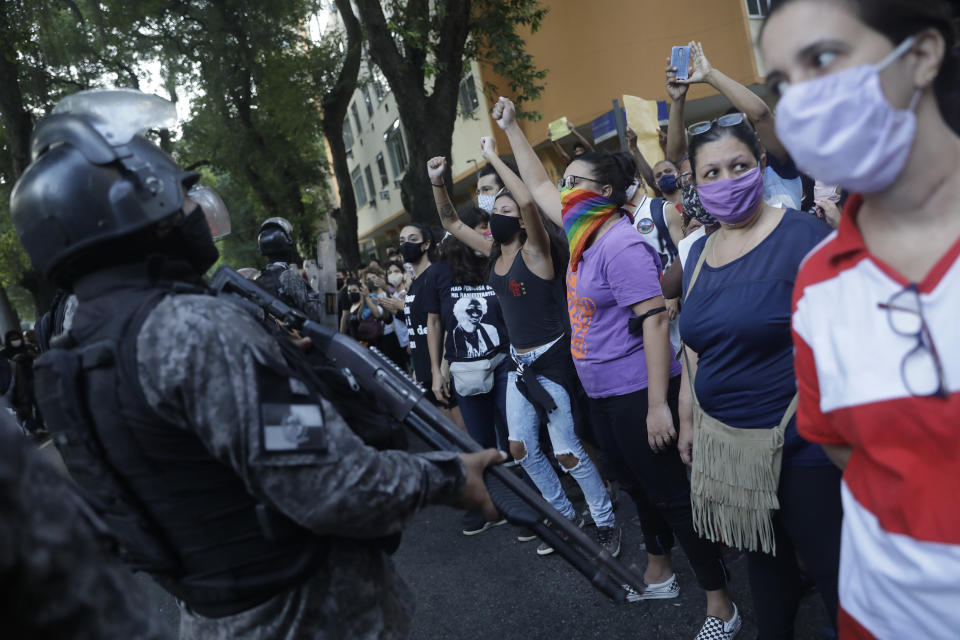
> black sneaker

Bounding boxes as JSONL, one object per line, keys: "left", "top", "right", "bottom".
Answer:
{"left": 597, "top": 525, "right": 622, "bottom": 557}
{"left": 536, "top": 516, "right": 586, "bottom": 556}
{"left": 462, "top": 511, "right": 507, "bottom": 536}
{"left": 581, "top": 482, "right": 620, "bottom": 526}
{"left": 516, "top": 528, "right": 538, "bottom": 542}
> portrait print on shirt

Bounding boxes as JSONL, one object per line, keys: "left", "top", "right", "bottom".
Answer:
{"left": 452, "top": 296, "right": 501, "bottom": 358}
{"left": 442, "top": 283, "right": 507, "bottom": 362}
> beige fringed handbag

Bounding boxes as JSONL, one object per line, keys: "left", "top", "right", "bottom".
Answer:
{"left": 682, "top": 233, "right": 798, "bottom": 555}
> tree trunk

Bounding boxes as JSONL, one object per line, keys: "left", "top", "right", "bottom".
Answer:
{"left": 318, "top": 0, "right": 363, "bottom": 271}
{"left": 325, "top": 127, "right": 361, "bottom": 270}
{"left": 353, "top": 0, "right": 469, "bottom": 229}
{"left": 0, "top": 284, "right": 20, "bottom": 335}
{"left": 19, "top": 268, "right": 58, "bottom": 321}
{"left": 393, "top": 99, "right": 459, "bottom": 228}
{"left": 0, "top": 2, "right": 34, "bottom": 178}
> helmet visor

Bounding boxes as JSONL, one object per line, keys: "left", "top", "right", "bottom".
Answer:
{"left": 188, "top": 185, "right": 232, "bottom": 239}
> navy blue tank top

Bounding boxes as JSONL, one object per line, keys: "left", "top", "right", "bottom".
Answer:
{"left": 489, "top": 250, "right": 566, "bottom": 350}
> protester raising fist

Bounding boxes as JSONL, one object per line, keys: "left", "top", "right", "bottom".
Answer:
{"left": 427, "top": 156, "right": 447, "bottom": 186}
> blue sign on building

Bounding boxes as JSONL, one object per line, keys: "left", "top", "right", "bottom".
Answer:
{"left": 590, "top": 102, "right": 668, "bottom": 143}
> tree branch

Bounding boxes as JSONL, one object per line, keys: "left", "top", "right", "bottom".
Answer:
{"left": 354, "top": 0, "right": 419, "bottom": 103}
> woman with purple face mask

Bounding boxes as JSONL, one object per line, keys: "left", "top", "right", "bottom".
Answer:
{"left": 678, "top": 116, "right": 842, "bottom": 639}
{"left": 761, "top": 1, "right": 960, "bottom": 639}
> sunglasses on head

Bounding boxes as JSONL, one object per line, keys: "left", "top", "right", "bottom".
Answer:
{"left": 686, "top": 112, "right": 748, "bottom": 137}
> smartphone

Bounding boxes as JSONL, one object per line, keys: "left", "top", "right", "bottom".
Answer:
{"left": 671, "top": 46, "right": 690, "bottom": 80}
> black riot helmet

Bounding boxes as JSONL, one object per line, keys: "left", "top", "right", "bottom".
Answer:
{"left": 258, "top": 217, "right": 296, "bottom": 262}
{"left": 10, "top": 89, "right": 217, "bottom": 285}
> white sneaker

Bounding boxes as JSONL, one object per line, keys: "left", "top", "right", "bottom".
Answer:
{"left": 694, "top": 602, "right": 741, "bottom": 640}
{"left": 623, "top": 573, "right": 680, "bottom": 602}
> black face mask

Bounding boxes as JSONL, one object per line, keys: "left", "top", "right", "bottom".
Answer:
{"left": 399, "top": 241, "right": 425, "bottom": 263}
{"left": 153, "top": 207, "right": 220, "bottom": 275}
{"left": 336, "top": 277, "right": 345, "bottom": 290}
{"left": 348, "top": 291, "right": 361, "bottom": 303}
{"left": 489, "top": 213, "right": 522, "bottom": 244}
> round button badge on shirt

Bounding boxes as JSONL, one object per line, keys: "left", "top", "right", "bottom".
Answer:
{"left": 636, "top": 218, "right": 655, "bottom": 234}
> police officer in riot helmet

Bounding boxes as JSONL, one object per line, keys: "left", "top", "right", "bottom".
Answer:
{"left": 10, "top": 89, "right": 503, "bottom": 639}
{"left": 256, "top": 216, "right": 326, "bottom": 322}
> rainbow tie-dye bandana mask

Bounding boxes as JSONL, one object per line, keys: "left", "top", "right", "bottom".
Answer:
{"left": 561, "top": 188, "right": 620, "bottom": 271}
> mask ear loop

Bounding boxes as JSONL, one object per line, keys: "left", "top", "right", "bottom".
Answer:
{"left": 875, "top": 35, "right": 923, "bottom": 112}
{"left": 876, "top": 35, "right": 918, "bottom": 72}
{"left": 908, "top": 89, "right": 923, "bottom": 111}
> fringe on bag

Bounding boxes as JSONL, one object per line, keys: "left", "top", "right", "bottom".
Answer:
{"left": 690, "top": 407, "right": 785, "bottom": 555}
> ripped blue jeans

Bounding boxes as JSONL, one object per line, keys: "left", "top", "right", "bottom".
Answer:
{"left": 506, "top": 341, "right": 615, "bottom": 528}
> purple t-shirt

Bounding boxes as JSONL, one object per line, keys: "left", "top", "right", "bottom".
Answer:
{"left": 566, "top": 216, "right": 681, "bottom": 398}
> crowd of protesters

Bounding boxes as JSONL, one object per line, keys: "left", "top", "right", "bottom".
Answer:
{"left": 323, "top": 1, "right": 960, "bottom": 638}
{"left": 4, "top": 0, "right": 948, "bottom": 637}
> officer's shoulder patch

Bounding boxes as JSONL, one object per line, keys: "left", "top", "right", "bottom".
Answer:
{"left": 257, "top": 363, "right": 326, "bottom": 454}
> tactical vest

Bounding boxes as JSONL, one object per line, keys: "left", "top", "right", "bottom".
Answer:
{"left": 255, "top": 263, "right": 286, "bottom": 299}
{"left": 32, "top": 268, "right": 327, "bottom": 618}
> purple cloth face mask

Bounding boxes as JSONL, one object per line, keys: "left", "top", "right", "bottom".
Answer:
{"left": 774, "top": 36, "right": 920, "bottom": 194}
{"left": 696, "top": 166, "right": 765, "bottom": 225}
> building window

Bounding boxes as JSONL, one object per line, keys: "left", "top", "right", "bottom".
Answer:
{"left": 363, "top": 87, "right": 374, "bottom": 117}
{"left": 372, "top": 68, "right": 388, "bottom": 100}
{"left": 342, "top": 119, "right": 354, "bottom": 152}
{"left": 364, "top": 165, "right": 376, "bottom": 202}
{"left": 351, "top": 166, "right": 367, "bottom": 207}
{"left": 351, "top": 102, "right": 362, "bottom": 137}
{"left": 376, "top": 152, "right": 389, "bottom": 187}
{"left": 384, "top": 120, "right": 408, "bottom": 177}
{"left": 745, "top": 0, "right": 770, "bottom": 17}
{"left": 459, "top": 73, "right": 479, "bottom": 117}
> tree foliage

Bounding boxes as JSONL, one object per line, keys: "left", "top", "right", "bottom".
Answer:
{"left": 125, "top": 0, "right": 334, "bottom": 257}
{"left": 0, "top": 0, "right": 548, "bottom": 320}
{"left": 353, "top": 0, "right": 548, "bottom": 226}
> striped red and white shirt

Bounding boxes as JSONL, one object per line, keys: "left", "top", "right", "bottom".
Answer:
{"left": 791, "top": 195, "right": 960, "bottom": 639}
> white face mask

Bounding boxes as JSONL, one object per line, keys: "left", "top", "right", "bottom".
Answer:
{"left": 774, "top": 36, "right": 921, "bottom": 193}
{"left": 625, "top": 178, "right": 640, "bottom": 201}
{"left": 477, "top": 193, "right": 497, "bottom": 213}
{"left": 387, "top": 273, "right": 403, "bottom": 287}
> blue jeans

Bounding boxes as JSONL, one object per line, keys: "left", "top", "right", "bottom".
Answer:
{"left": 506, "top": 342, "right": 615, "bottom": 528}
{"left": 453, "top": 358, "right": 509, "bottom": 451}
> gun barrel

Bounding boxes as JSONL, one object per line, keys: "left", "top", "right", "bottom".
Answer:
{"left": 209, "top": 266, "right": 647, "bottom": 600}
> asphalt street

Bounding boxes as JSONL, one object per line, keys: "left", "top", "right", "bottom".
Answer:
{"left": 392, "top": 474, "right": 830, "bottom": 639}
{"left": 135, "top": 468, "right": 831, "bottom": 639}
{"left": 38, "top": 435, "right": 831, "bottom": 639}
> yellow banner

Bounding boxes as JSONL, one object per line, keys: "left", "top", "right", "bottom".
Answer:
{"left": 623, "top": 95, "right": 665, "bottom": 195}
{"left": 548, "top": 116, "right": 570, "bottom": 141}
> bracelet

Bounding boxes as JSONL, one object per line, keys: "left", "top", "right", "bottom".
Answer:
{"left": 431, "top": 182, "right": 444, "bottom": 188}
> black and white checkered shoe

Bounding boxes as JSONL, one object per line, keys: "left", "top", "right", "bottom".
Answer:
{"left": 694, "top": 602, "right": 741, "bottom": 640}
{"left": 623, "top": 573, "right": 680, "bottom": 602}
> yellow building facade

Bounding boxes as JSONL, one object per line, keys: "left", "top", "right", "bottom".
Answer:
{"left": 341, "top": 0, "right": 771, "bottom": 261}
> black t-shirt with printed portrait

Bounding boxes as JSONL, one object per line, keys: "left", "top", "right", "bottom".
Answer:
{"left": 438, "top": 282, "right": 508, "bottom": 363}
{"left": 403, "top": 261, "right": 451, "bottom": 386}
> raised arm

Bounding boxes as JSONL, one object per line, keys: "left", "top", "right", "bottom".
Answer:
{"left": 678, "top": 41, "right": 788, "bottom": 162}
{"left": 491, "top": 97, "right": 562, "bottom": 226}
{"left": 626, "top": 127, "right": 656, "bottom": 195}
{"left": 480, "top": 136, "right": 551, "bottom": 260}
{"left": 665, "top": 64, "right": 689, "bottom": 164}
{"left": 427, "top": 156, "right": 493, "bottom": 256}
{"left": 567, "top": 121, "right": 595, "bottom": 153}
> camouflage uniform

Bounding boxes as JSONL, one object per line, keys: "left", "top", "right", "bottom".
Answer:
{"left": 134, "top": 292, "right": 466, "bottom": 639}
{"left": 0, "top": 412, "right": 169, "bottom": 639}
{"left": 260, "top": 262, "right": 326, "bottom": 322}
